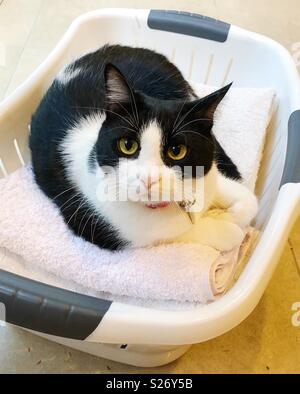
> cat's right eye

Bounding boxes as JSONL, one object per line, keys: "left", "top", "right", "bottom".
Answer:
{"left": 118, "top": 137, "right": 139, "bottom": 156}
{"left": 167, "top": 144, "right": 188, "bottom": 161}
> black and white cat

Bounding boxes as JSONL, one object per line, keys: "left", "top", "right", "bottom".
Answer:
{"left": 30, "top": 45, "right": 257, "bottom": 251}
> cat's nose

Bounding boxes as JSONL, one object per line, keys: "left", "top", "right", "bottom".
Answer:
{"left": 141, "top": 177, "right": 158, "bottom": 190}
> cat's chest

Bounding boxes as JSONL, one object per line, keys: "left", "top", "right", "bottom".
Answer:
{"left": 97, "top": 200, "right": 192, "bottom": 247}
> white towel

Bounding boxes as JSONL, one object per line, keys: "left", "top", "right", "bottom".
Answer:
{"left": 193, "top": 83, "right": 275, "bottom": 190}
{"left": 0, "top": 84, "right": 274, "bottom": 304}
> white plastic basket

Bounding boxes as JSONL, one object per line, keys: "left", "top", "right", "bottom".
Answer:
{"left": 0, "top": 9, "right": 300, "bottom": 367}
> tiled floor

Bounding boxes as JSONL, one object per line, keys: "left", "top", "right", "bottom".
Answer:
{"left": 0, "top": 0, "right": 300, "bottom": 373}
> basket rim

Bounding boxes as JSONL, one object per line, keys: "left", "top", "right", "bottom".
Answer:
{"left": 0, "top": 8, "right": 300, "bottom": 344}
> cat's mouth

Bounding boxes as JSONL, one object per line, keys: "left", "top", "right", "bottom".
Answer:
{"left": 144, "top": 202, "right": 170, "bottom": 209}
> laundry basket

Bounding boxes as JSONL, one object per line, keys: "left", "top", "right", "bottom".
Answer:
{"left": 0, "top": 8, "right": 300, "bottom": 367}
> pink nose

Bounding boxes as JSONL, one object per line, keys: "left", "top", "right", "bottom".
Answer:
{"left": 141, "top": 178, "right": 158, "bottom": 190}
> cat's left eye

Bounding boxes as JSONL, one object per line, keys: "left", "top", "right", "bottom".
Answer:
{"left": 118, "top": 137, "right": 139, "bottom": 156}
{"left": 167, "top": 144, "right": 188, "bottom": 161}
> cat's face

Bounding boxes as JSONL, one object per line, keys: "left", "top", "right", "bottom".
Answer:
{"left": 94, "top": 64, "right": 231, "bottom": 210}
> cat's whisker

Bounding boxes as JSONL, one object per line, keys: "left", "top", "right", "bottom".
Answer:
{"left": 173, "top": 201, "right": 195, "bottom": 223}
{"left": 66, "top": 197, "right": 87, "bottom": 226}
{"left": 60, "top": 197, "right": 83, "bottom": 215}
{"left": 91, "top": 215, "right": 100, "bottom": 244}
{"left": 173, "top": 99, "right": 206, "bottom": 133}
{"left": 70, "top": 105, "right": 136, "bottom": 130}
{"left": 131, "top": 89, "right": 140, "bottom": 127}
{"left": 80, "top": 211, "right": 95, "bottom": 238}
{"left": 106, "top": 125, "right": 138, "bottom": 134}
{"left": 172, "top": 97, "right": 189, "bottom": 132}
{"left": 51, "top": 185, "right": 77, "bottom": 201}
{"left": 106, "top": 100, "right": 137, "bottom": 128}
{"left": 174, "top": 130, "right": 214, "bottom": 146}
{"left": 77, "top": 206, "right": 91, "bottom": 234}
{"left": 215, "top": 160, "right": 238, "bottom": 167}
{"left": 58, "top": 192, "right": 81, "bottom": 211}
{"left": 174, "top": 118, "right": 212, "bottom": 135}
{"left": 100, "top": 107, "right": 137, "bottom": 130}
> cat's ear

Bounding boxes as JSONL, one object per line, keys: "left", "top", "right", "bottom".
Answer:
{"left": 104, "top": 63, "right": 132, "bottom": 109}
{"left": 187, "top": 83, "right": 232, "bottom": 120}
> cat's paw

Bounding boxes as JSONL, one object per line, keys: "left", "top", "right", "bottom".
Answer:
{"left": 227, "top": 200, "right": 258, "bottom": 227}
{"left": 178, "top": 216, "right": 245, "bottom": 251}
{"left": 200, "top": 218, "right": 245, "bottom": 252}
{"left": 207, "top": 202, "right": 257, "bottom": 228}
{"left": 206, "top": 219, "right": 245, "bottom": 251}
{"left": 206, "top": 208, "right": 235, "bottom": 223}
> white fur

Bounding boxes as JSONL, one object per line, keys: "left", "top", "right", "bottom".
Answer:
{"left": 57, "top": 66, "right": 81, "bottom": 85}
{"left": 106, "top": 70, "right": 130, "bottom": 103}
{"left": 60, "top": 113, "right": 105, "bottom": 205}
{"left": 61, "top": 114, "right": 257, "bottom": 250}
{"left": 212, "top": 175, "right": 258, "bottom": 227}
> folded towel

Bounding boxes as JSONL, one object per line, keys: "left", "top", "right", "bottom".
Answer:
{"left": 0, "top": 166, "right": 254, "bottom": 303}
{"left": 0, "top": 84, "right": 274, "bottom": 304}
{"left": 192, "top": 83, "right": 275, "bottom": 190}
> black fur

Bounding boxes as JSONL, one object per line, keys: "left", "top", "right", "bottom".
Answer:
{"left": 30, "top": 44, "right": 240, "bottom": 251}
{"left": 214, "top": 139, "right": 241, "bottom": 180}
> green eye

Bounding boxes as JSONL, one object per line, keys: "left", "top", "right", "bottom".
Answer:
{"left": 167, "top": 144, "right": 188, "bottom": 161}
{"left": 118, "top": 138, "right": 139, "bottom": 156}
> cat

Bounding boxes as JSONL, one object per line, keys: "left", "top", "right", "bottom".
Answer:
{"left": 29, "top": 44, "right": 257, "bottom": 251}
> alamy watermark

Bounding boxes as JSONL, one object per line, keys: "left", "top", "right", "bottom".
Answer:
{"left": 94, "top": 163, "right": 205, "bottom": 212}
{"left": 291, "top": 302, "right": 300, "bottom": 327}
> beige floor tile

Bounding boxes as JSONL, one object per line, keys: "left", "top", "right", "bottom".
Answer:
{"left": 289, "top": 218, "right": 300, "bottom": 278}
{"left": 4, "top": 45, "right": 53, "bottom": 95}
{"left": 0, "top": 0, "right": 43, "bottom": 46}
{"left": 0, "top": 0, "right": 43, "bottom": 99}
{"left": 0, "top": 45, "right": 23, "bottom": 99}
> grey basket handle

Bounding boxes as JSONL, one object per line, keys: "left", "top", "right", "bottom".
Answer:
{"left": 281, "top": 110, "right": 300, "bottom": 185}
{"left": 0, "top": 270, "right": 111, "bottom": 340}
{"left": 148, "top": 9, "right": 230, "bottom": 42}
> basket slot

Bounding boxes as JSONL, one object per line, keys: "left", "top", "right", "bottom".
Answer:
{"left": 134, "top": 15, "right": 142, "bottom": 30}
{"left": 222, "top": 57, "right": 234, "bottom": 86}
{"left": 256, "top": 147, "right": 285, "bottom": 225}
{"left": 265, "top": 132, "right": 283, "bottom": 178}
{"left": 261, "top": 137, "right": 285, "bottom": 199}
{"left": 171, "top": 47, "right": 176, "bottom": 62}
{"left": 260, "top": 149, "right": 284, "bottom": 200}
{"left": 187, "top": 49, "right": 196, "bottom": 79}
{"left": 256, "top": 114, "right": 286, "bottom": 226}
{"left": 255, "top": 196, "right": 277, "bottom": 230}
{"left": 13, "top": 138, "right": 25, "bottom": 167}
{"left": 204, "top": 54, "right": 214, "bottom": 84}
{"left": 0, "top": 158, "right": 8, "bottom": 178}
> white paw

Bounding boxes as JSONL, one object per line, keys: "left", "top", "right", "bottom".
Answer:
{"left": 206, "top": 220, "right": 245, "bottom": 251}
{"left": 178, "top": 216, "right": 245, "bottom": 251}
{"left": 206, "top": 208, "right": 235, "bottom": 223}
